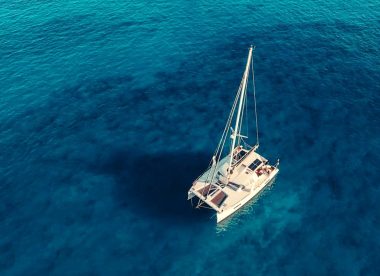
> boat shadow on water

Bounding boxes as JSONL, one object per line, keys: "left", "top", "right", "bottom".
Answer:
{"left": 100, "top": 150, "right": 212, "bottom": 224}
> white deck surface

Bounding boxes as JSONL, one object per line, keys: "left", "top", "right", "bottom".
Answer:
{"left": 189, "top": 147, "right": 278, "bottom": 220}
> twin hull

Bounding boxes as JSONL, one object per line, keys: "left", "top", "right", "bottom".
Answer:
{"left": 188, "top": 151, "right": 279, "bottom": 224}
{"left": 216, "top": 168, "right": 279, "bottom": 223}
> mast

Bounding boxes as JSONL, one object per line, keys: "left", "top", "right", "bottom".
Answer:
{"left": 228, "top": 46, "right": 253, "bottom": 174}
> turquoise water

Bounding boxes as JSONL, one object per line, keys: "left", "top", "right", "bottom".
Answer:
{"left": 1, "top": 0, "right": 379, "bottom": 274}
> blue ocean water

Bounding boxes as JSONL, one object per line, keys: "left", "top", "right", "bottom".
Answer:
{"left": 1, "top": 0, "right": 380, "bottom": 274}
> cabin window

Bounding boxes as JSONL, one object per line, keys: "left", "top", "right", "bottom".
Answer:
{"left": 235, "top": 150, "right": 247, "bottom": 161}
{"left": 248, "top": 159, "right": 262, "bottom": 171}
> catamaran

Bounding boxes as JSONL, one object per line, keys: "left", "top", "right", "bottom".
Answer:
{"left": 187, "top": 46, "right": 279, "bottom": 223}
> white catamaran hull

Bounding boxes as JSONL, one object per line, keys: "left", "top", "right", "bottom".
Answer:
{"left": 188, "top": 46, "right": 280, "bottom": 224}
{"left": 216, "top": 167, "right": 279, "bottom": 223}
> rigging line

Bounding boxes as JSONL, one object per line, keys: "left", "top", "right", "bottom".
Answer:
{"left": 210, "top": 70, "right": 246, "bottom": 185}
{"left": 245, "top": 72, "right": 249, "bottom": 143}
{"left": 202, "top": 80, "right": 243, "bottom": 197}
{"left": 210, "top": 76, "right": 244, "bottom": 168}
{"left": 227, "top": 77, "right": 245, "bottom": 160}
{"left": 196, "top": 197, "right": 202, "bottom": 208}
{"left": 208, "top": 103, "right": 239, "bottom": 191}
{"left": 251, "top": 47, "right": 259, "bottom": 146}
{"left": 194, "top": 47, "right": 257, "bottom": 205}
{"left": 202, "top": 85, "right": 240, "bottom": 185}
{"left": 227, "top": 47, "right": 253, "bottom": 173}
{"left": 201, "top": 47, "right": 253, "bottom": 193}
{"left": 234, "top": 67, "right": 248, "bottom": 151}
{"left": 240, "top": 79, "right": 249, "bottom": 143}
{"left": 206, "top": 84, "right": 241, "bottom": 183}
{"left": 237, "top": 81, "right": 247, "bottom": 147}
{"left": 201, "top": 205, "right": 214, "bottom": 210}
{"left": 212, "top": 81, "right": 241, "bottom": 162}
{"left": 237, "top": 83, "right": 244, "bottom": 146}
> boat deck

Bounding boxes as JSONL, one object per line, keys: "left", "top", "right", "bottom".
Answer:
{"left": 190, "top": 148, "right": 275, "bottom": 212}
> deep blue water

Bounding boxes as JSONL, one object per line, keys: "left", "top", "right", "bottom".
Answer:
{"left": 1, "top": 0, "right": 380, "bottom": 274}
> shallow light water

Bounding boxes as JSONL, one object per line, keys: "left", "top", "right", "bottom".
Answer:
{"left": 1, "top": 0, "right": 379, "bottom": 274}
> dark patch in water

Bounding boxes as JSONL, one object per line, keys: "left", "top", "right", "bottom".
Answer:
{"left": 100, "top": 150, "right": 211, "bottom": 223}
